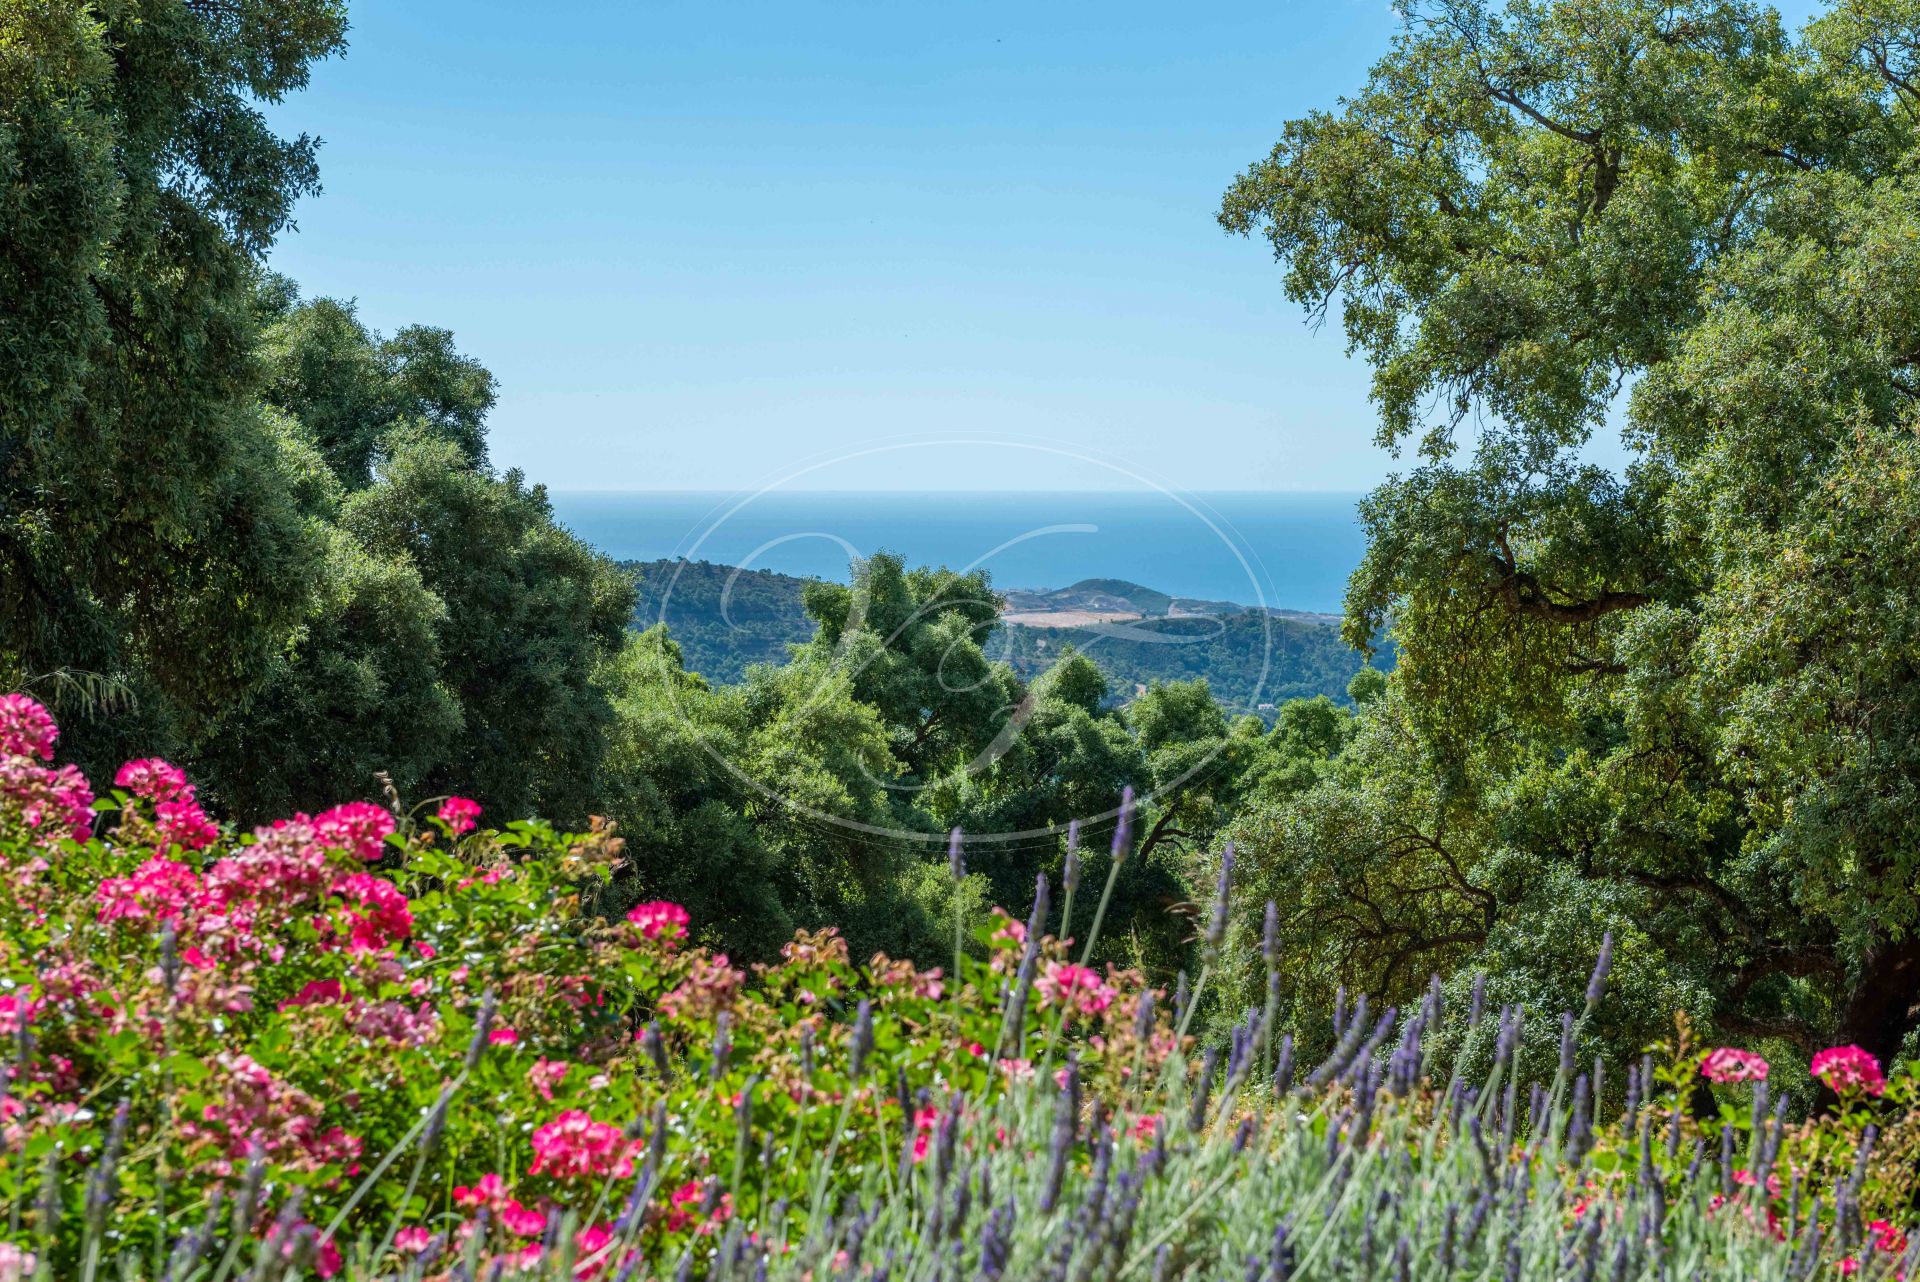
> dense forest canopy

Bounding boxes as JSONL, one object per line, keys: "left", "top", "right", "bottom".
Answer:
{"left": 8, "top": 0, "right": 1920, "bottom": 1087}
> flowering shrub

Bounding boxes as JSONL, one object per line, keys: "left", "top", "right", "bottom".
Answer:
{"left": 0, "top": 697, "right": 1174, "bottom": 1278}
{"left": 0, "top": 693, "right": 1915, "bottom": 1280}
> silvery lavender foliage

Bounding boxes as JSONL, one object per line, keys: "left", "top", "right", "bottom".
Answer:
{"left": 948, "top": 827, "right": 966, "bottom": 880}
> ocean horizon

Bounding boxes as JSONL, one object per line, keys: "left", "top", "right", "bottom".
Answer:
{"left": 548, "top": 490, "right": 1369, "bottom": 615}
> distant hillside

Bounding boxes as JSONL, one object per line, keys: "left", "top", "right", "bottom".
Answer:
{"left": 624, "top": 559, "right": 819, "bottom": 684}
{"left": 622, "top": 559, "right": 1387, "bottom": 713}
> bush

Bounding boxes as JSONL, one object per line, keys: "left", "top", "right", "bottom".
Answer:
{"left": 0, "top": 693, "right": 1911, "bottom": 1280}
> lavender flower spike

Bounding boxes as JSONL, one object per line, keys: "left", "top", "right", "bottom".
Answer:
{"left": 1585, "top": 931, "right": 1615, "bottom": 1011}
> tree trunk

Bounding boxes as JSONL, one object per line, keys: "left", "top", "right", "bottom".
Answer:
{"left": 1836, "top": 937, "right": 1920, "bottom": 1063}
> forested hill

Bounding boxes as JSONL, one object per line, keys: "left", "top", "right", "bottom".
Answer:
{"left": 625, "top": 558, "right": 820, "bottom": 683}
{"left": 624, "top": 558, "right": 1386, "bottom": 713}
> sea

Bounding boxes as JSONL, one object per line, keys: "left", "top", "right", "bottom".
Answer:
{"left": 547, "top": 490, "right": 1368, "bottom": 616}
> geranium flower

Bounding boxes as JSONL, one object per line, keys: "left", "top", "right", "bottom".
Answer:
{"left": 1036, "top": 961, "right": 1115, "bottom": 1016}
{"left": 0, "top": 694, "right": 57, "bottom": 761}
{"left": 1812, "top": 1045, "right": 1886, "bottom": 1097}
{"left": 625, "top": 900, "right": 690, "bottom": 946}
{"left": 154, "top": 798, "right": 219, "bottom": 851}
{"left": 314, "top": 802, "right": 396, "bottom": 861}
{"left": 333, "top": 873, "right": 413, "bottom": 953}
{"left": 1701, "top": 1047, "right": 1769, "bottom": 1084}
{"left": 114, "top": 758, "right": 192, "bottom": 803}
{"left": 529, "top": 1109, "right": 634, "bottom": 1180}
{"left": 438, "top": 796, "right": 481, "bottom": 835}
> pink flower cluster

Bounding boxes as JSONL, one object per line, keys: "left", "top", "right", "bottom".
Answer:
{"left": 1701, "top": 1047, "right": 1770, "bottom": 1084}
{"left": 528, "top": 1109, "right": 635, "bottom": 1180}
{"left": 0, "top": 694, "right": 56, "bottom": 761}
{"left": 656, "top": 953, "right": 743, "bottom": 1021}
{"left": 116, "top": 758, "right": 219, "bottom": 852}
{"left": 1812, "top": 1044, "right": 1887, "bottom": 1097}
{"left": 0, "top": 749, "right": 94, "bottom": 845}
{"left": 314, "top": 801, "right": 396, "bottom": 862}
{"left": 626, "top": 900, "right": 690, "bottom": 946}
{"left": 184, "top": 1053, "right": 362, "bottom": 1175}
{"left": 1036, "top": 961, "right": 1116, "bottom": 1016}
{"left": 438, "top": 795, "right": 482, "bottom": 835}
{"left": 332, "top": 873, "right": 414, "bottom": 953}
{"left": 452, "top": 1173, "right": 548, "bottom": 1237}
{"left": 97, "top": 856, "right": 203, "bottom": 926}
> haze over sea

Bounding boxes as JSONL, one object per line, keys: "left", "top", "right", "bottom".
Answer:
{"left": 550, "top": 491, "right": 1368, "bottom": 616}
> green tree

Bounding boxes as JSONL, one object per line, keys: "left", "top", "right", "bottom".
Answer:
{"left": 257, "top": 288, "right": 495, "bottom": 487}
{"left": 1, "top": 0, "right": 348, "bottom": 774}
{"left": 1223, "top": 0, "right": 1920, "bottom": 1061}
{"left": 194, "top": 419, "right": 462, "bottom": 817}
{"left": 341, "top": 427, "right": 635, "bottom": 822}
{"left": 798, "top": 553, "right": 1020, "bottom": 781}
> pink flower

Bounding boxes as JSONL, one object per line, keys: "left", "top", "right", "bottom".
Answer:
{"left": 394, "top": 1227, "right": 433, "bottom": 1254}
{"left": 625, "top": 900, "right": 690, "bottom": 946}
{"left": 453, "top": 1173, "right": 507, "bottom": 1208}
{"left": 489, "top": 1026, "right": 520, "bottom": 1045}
{"left": 114, "top": 758, "right": 192, "bottom": 803}
{"left": 1132, "top": 1113, "right": 1160, "bottom": 1140}
{"left": 1812, "top": 1045, "right": 1887, "bottom": 1097}
{"left": 96, "top": 856, "right": 203, "bottom": 926}
{"left": 333, "top": 873, "right": 413, "bottom": 953}
{"left": 529, "top": 1058, "right": 570, "bottom": 1102}
{"left": 1036, "top": 961, "right": 1116, "bottom": 1016}
{"left": 1871, "top": 1221, "right": 1908, "bottom": 1254}
{"left": 0, "top": 695, "right": 57, "bottom": 761}
{"left": 154, "top": 799, "right": 219, "bottom": 851}
{"left": 1701, "top": 1047, "right": 1770, "bottom": 1084}
{"left": 314, "top": 801, "right": 396, "bottom": 861}
{"left": 529, "top": 1109, "right": 634, "bottom": 1180}
{"left": 0, "top": 1242, "right": 38, "bottom": 1282}
{"left": 499, "top": 1199, "right": 548, "bottom": 1238}
{"left": 1, "top": 756, "right": 96, "bottom": 842}
{"left": 279, "top": 1229, "right": 341, "bottom": 1279}
{"left": 666, "top": 1180, "right": 734, "bottom": 1235}
{"left": 438, "top": 796, "right": 482, "bottom": 835}
{"left": 279, "top": 979, "right": 345, "bottom": 1010}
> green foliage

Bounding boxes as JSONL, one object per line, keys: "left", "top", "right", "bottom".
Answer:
{"left": 341, "top": 428, "right": 635, "bottom": 823}
{"left": 0, "top": 0, "right": 348, "bottom": 777}
{"left": 1221, "top": 0, "right": 1920, "bottom": 1063}
{"left": 994, "top": 609, "right": 1387, "bottom": 716}
{"left": 627, "top": 559, "right": 821, "bottom": 684}
{"left": 258, "top": 288, "right": 496, "bottom": 487}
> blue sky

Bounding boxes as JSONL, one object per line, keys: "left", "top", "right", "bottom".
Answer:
{"left": 261, "top": 1, "right": 1806, "bottom": 493}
